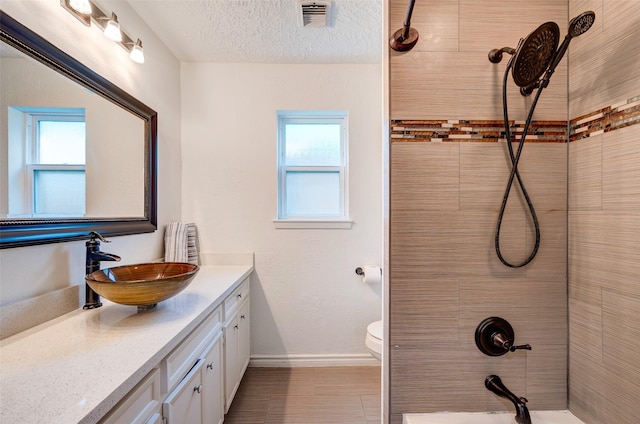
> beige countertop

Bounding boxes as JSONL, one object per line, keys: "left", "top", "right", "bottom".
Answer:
{"left": 0, "top": 264, "right": 253, "bottom": 424}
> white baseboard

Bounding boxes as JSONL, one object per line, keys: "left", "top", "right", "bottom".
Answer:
{"left": 249, "top": 353, "right": 380, "bottom": 368}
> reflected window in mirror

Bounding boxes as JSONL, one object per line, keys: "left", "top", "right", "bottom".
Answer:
{"left": 7, "top": 107, "right": 87, "bottom": 218}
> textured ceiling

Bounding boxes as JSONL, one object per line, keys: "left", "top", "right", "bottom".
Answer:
{"left": 128, "top": 0, "right": 383, "bottom": 63}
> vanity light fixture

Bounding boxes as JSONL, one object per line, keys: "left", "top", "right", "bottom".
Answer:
{"left": 102, "top": 13, "right": 122, "bottom": 42}
{"left": 60, "top": 0, "right": 144, "bottom": 64}
{"left": 129, "top": 39, "right": 145, "bottom": 64}
{"left": 69, "top": 0, "right": 92, "bottom": 15}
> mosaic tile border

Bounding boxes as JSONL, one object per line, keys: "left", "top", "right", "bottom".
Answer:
{"left": 391, "top": 94, "right": 640, "bottom": 143}
{"left": 570, "top": 95, "right": 640, "bottom": 142}
{"left": 390, "top": 120, "right": 567, "bottom": 143}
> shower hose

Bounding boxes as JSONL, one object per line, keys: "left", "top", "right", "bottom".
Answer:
{"left": 494, "top": 57, "right": 542, "bottom": 268}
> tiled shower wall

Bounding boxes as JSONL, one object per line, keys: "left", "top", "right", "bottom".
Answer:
{"left": 388, "top": 1, "right": 569, "bottom": 423}
{"left": 388, "top": 0, "right": 640, "bottom": 423}
{"left": 567, "top": 1, "right": 640, "bottom": 423}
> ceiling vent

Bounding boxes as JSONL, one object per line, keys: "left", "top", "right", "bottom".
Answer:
{"left": 297, "top": 1, "right": 332, "bottom": 28}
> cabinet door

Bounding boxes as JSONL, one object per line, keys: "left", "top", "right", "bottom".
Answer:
{"left": 100, "top": 369, "right": 161, "bottom": 424}
{"left": 145, "top": 413, "right": 162, "bottom": 424}
{"left": 202, "top": 332, "right": 224, "bottom": 424}
{"left": 223, "top": 314, "right": 239, "bottom": 412}
{"left": 238, "top": 299, "right": 250, "bottom": 377}
{"left": 163, "top": 360, "right": 204, "bottom": 424}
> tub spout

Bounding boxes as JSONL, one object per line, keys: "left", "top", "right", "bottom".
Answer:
{"left": 485, "top": 375, "right": 532, "bottom": 424}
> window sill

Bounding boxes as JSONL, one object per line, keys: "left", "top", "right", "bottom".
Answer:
{"left": 273, "top": 219, "right": 353, "bottom": 229}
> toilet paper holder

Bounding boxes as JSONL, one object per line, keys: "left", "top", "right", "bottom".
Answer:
{"left": 356, "top": 267, "right": 381, "bottom": 276}
{"left": 355, "top": 266, "right": 382, "bottom": 284}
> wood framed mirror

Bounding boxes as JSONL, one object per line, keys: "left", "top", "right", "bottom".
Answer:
{"left": 0, "top": 11, "right": 157, "bottom": 248}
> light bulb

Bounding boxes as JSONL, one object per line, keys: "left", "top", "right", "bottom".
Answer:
{"left": 104, "top": 13, "right": 122, "bottom": 42}
{"left": 130, "top": 39, "right": 145, "bottom": 64}
{"left": 69, "top": 0, "right": 92, "bottom": 15}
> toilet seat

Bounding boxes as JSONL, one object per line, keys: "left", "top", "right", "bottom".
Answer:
{"left": 366, "top": 320, "right": 383, "bottom": 361}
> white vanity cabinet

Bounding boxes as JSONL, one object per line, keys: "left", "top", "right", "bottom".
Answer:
{"left": 0, "top": 264, "right": 254, "bottom": 424}
{"left": 238, "top": 300, "right": 251, "bottom": 376}
{"left": 162, "top": 307, "right": 224, "bottom": 424}
{"left": 202, "top": 333, "right": 224, "bottom": 424}
{"left": 100, "top": 368, "right": 162, "bottom": 424}
{"left": 102, "top": 277, "right": 249, "bottom": 424}
{"left": 223, "top": 277, "right": 250, "bottom": 412}
{"left": 162, "top": 331, "right": 224, "bottom": 424}
{"left": 163, "top": 359, "right": 204, "bottom": 423}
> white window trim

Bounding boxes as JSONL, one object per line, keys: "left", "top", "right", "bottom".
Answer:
{"left": 272, "top": 219, "right": 353, "bottom": 229}
{"left": 275, "top": 110, "right": 352, "bottom": 229}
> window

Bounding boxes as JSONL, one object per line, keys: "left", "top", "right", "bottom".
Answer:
{"left": 7, "top": 109, "right": 87, "bottom": 217}
{"left": 276, "top": 111, "right": 350, "bottom": 228}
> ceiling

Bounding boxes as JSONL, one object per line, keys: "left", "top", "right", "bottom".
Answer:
{"left": 127, "top": 0, "right": 383, "bottom": 64}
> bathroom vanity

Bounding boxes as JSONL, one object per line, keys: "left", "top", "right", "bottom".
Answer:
{"left": 0, "top": 261, "right": 253, "bottom": 424}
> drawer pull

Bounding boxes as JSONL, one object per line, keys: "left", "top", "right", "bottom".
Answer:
{"left": 234, "top": 325, "right": 239, "bottom": 330}
{"left": 206, "top": 362, "right": 214, "bottom": 370}
{"left": 241, "top": 314, "right": 246, "bottom": 319}
{"left": 237, "top": 293, "right": 242, "bottom": 298}
{"left": 194, "top": 384, "right": 202, "bottom": 394}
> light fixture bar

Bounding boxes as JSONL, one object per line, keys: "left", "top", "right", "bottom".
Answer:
{"left": 60, "top": 0, "right": 144, "bottom": 64}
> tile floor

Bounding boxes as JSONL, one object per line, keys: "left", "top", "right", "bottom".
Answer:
{"left": 224, "top": 366, "right": 382, "bottom": 424}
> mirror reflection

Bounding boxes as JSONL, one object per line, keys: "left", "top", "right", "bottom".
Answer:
{"left": 1, "top": 41, "right": 145, "bottom": 219}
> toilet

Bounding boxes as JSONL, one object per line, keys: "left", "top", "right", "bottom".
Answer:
{"left": 365, "top": 320, "right": 383, "bottom": 361}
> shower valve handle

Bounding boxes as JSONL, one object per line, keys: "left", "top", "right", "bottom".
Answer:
{"left": 509, "top": 344, "right": 532, "bottom": 352}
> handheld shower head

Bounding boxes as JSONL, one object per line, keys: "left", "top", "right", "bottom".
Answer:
{"left": 568, "top": 11, "right": 596, "bottom": 38}
{"left": 541, "top": 11, "right": 596, "bottom": 84}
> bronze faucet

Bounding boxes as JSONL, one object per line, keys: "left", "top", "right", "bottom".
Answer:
{"left": 83, "top": 231, "right": 120, "bottom": 309}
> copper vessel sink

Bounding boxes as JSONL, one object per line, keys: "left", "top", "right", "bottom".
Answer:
{"left": 86, "top": 262, "right": 199, "bottom": 309}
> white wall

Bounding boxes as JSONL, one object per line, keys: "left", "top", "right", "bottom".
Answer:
{"left": 0, "top": 1, "right": 181, "bottom": 305}
{"left": 181, "top": 63, "right": 384, "bottom": 359}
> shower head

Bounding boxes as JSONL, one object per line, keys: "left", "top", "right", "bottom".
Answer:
{"left": 556, "top": 11, "right": 597, "bottom": 57}
{"left": 511, "top": 21, "right": 560, "bottom": 88}
{"left": 539, "top": 11, "right": 596, "bottom": 86}
{"left": 568, "top": 11, "right": 596, "bottom": 38}
{"left": 489, "top": 12, "right": 596, "bottom": 96}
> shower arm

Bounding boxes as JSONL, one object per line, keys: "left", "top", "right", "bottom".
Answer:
{"left": 401, "top": 0, "right": 416, "bottom": 40}
{"left": 390, "top": 0, "right": 419, "bottom": 52}
{"left": 488, "top": 46, "right": 517, "bottom": 63}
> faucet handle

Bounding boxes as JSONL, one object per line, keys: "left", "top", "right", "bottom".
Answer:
{"left": 89, "top": 231, "right": 110, "bottom": 243}
{"left": 510, "top": 344, "right": 532, "bottom": 352}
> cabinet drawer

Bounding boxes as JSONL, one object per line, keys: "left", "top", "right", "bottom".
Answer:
{"left": 100, "top": 368, "right": 161, "bottom": 424}
{"left": 224, "top": 278, "right": 249, "bottom": 321}
{"left": 162, "top": 306, "right": 222, "bottom": 393}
